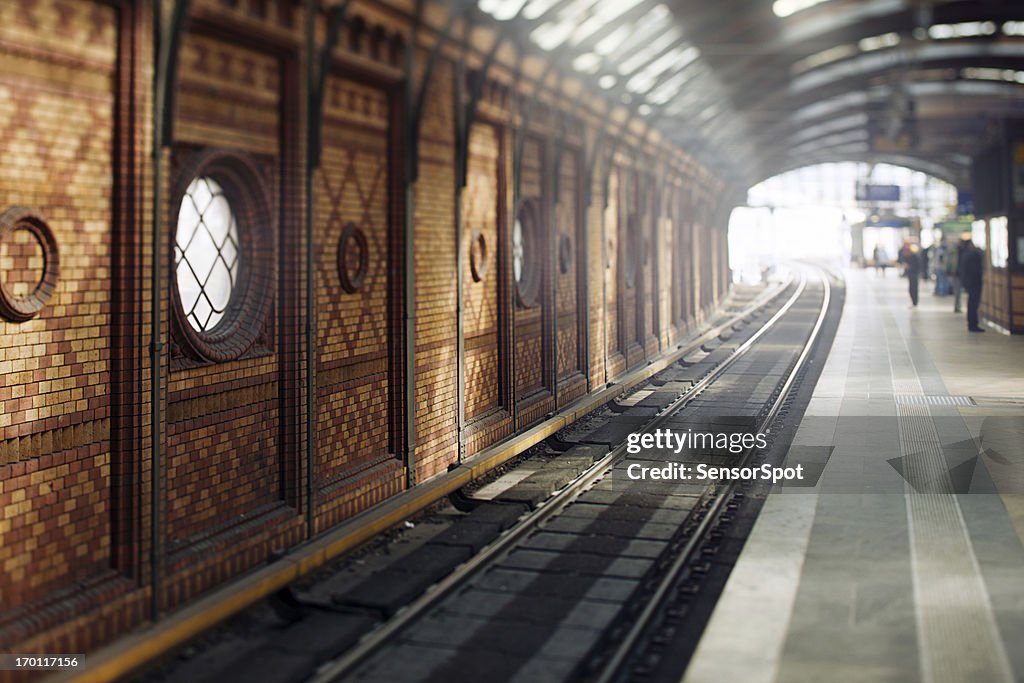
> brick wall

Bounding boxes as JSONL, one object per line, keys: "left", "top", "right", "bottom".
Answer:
{"left": 0, "top": 0, "right": 125, "bottom": 654}
{"left": 0, "top": 0, "right": 733, "bottom": 660}
{"left": 463, "top": 121, "right": 503, "bottom": 422}
{"left": 555, "top": 145, "right": 587, "bottom": 406}
{"left": 163, "top": 21, "right": 302, "bottom": 603}
{"left": 514, "top": 134, "right": 554, "bottom": 428}
{"left": 313, "top": 73, "right": 404, "bottom": 529}
{"left": 639, "top": 172, "right": 659, "bottom": 359}
{"left": 618, "top": 166, "right": 645, "bottom": 370}
{"left": 411, "top": 51, "right": 459, "bottom": 480}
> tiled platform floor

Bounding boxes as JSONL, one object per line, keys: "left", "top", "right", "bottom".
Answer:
{"left": 683, "top": 267, "right": 1024, "bottom": 683}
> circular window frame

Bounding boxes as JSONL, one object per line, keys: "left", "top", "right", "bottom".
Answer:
{"left": 0, "top": 207, "right": 59, "bottom": 323}
{"left": 170, "top": 149, "right": 274, "bottom": 363}
{"left": 337, "top": 222, "right": 370, "bottom": 293}
{"left": 558, "top": 232, "right": 572, "bottom": 275}
{"left": 514, "top": 198, "right": 544, "bottom": 308}
{"left": 469, "top": 228, "right": 488, "bottom": 282}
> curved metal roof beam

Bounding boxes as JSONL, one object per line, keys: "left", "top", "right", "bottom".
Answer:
{"left": 790, "top": 41, "right": 1024, "bottom": 93}
{"left": 783, "top": 78, "right": 1022, "bottom": 127}
{"left": 778, "top": 0, "right": 916, "bottom": 42}
{"left": 749, "top": 78, "right": 1024, "bottom": 162}
{"left": 739, "top": 54, "right": 1024, "bottom": 152}
{"left": 700, "top": 3, "right": 1024, "bottom": 121}
{"left": 770, "top": 0, "right": 1013, "bottom": 47}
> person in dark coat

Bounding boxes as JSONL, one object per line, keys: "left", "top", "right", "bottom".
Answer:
{"left": 897, "top": 240, "right": 922, "bottom": 306}
{"left": 958, "top": 239, "right": 984, "bottom": 332}
{"left": 948, "top": 238, "right": 964, "bottom": 312}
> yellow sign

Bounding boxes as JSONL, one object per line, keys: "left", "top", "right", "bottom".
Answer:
{"left": 872, "top": 133, "right": 911, "bottom": 152}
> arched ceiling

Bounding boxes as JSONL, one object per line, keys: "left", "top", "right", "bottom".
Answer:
{"left": 475, "top": 0, "right": 1024, "bottom": 195}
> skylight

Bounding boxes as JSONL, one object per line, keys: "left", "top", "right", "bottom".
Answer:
{"left": 772, "top": 0, "right": 831, "bottom": 19}
{"left": 475, "top": 0, "right": 712, "bottom": 131}
{"left": 1004, "top": 21, "right": 1024, "bottom": 37}
{"left": 858, "top": 32, "right": 900, "bottom": 52}
{"left": 477, "top": 0, "right": 529, "bottom": 21}
{"left": 927, "top": 21, "right": 997, "bottom": 40}
{"left": 961, "top": 67, "right": 1024, "bottom": 84}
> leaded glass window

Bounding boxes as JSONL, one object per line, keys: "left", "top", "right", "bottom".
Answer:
{"left": 174, "top": 176, "right": 241, "bottom": 333}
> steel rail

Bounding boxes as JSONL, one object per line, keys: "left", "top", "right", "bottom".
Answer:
{"left": 591, "top": 263, "right": 832, "bottom": 683}
{"left": 310, "top": 267, "right": 811, "bottom": 683}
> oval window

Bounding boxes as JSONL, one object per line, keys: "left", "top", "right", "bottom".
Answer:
{"left": 171, "top": 149, "right": 273, "bottom": 363}
{"left": 512, "top": 218, "right": 525, "bottom": 284}
{"left": 514, "top": 198, "right": 543, "bottom": 308}
{"left": 175, "top": 177, "right": 241, "bottom": 333}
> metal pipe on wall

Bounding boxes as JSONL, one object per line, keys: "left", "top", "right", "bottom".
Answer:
{"left": 454, "top": 56, "right": 467, "bottom": 460}
{"left": 150, "top": 0, "right": 165, "bottom": 624}
{"left": 150, "top": 0, "right": 191, "bottom": 622}
{"left": 304, "top": 0, "right": 316, "bottom": 539}
{"left": 403, "top": 3, "right": 421, "bottom": 486}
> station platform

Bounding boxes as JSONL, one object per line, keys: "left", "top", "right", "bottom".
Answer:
{"left": 683, "top": 268, "right": 1024, "bottom": 683}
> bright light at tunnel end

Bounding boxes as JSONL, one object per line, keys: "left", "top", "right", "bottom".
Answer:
{"left": 728, "top": 163, "right": 958, "bottom": 285}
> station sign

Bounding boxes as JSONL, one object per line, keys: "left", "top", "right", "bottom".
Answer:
{"left": 856, "top": 183, "right": 901, "bottom": 202}
{"left": 956, "top": 191, "right": 974, "bottom": 216}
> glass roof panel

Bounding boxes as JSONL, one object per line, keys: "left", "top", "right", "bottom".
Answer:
{"left": 928, "top": 21, "right": 997, "bottom": 39}
{"left": 772, "top": 0, "right": 832, "bottom": 19}
{"left": 572, "top": 52, "right": 603, "bottom": 73}
{"left": 530, "top": 18, "right": 576, "bottom": 50}
{"left": 521, "top": 0, "right": 561, "bottom": 20}
{"left": 647, "top": 69, "right": 691, "bottom": 104}
{"left": 858, "top": 32, "right": 900, "bottom": 52}
{"left": 478, "top": 0, "right": 529, "bottom": 20}
{"left": 594, "top": 25, "right": 632, "bottom": 56}
{"left": 962, "top": 67, "right": 1024, "bottom": 83}
{"left": 612, "top": 5, "right": 673, "bottom": 59}
{"left": 618, "top": 30, "right": 680, "bottom": 76}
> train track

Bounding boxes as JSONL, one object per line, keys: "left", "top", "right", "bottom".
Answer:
{"left": 586, "top": 264, "right": 832, "bottom": 683}
{"left": 308, "top": 263, "right": 832, "bottom": 683}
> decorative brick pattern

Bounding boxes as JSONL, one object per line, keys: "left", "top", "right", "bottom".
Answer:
{"left": 639, "top": 173, "right": 659, "bottom": 358}
{"left": 463, "top": 121, "right": 504, "bottom": 423}
{"left": 604, "top": 165, "right": 626, "bottom": 379}
{"left": 0, "top": 0, "right": 736, "bottom": 663}
{"left": 175, "top": 33, "right": 280, "bottom": 154}
{"left": 618, "top": 168, "right": 644, "bottom": 370}
{"left": 314, "top": 74, "right": 398, "bottom": 502}
{"left": 166, "top": 27, "right": 285, "bottom": 559}
{"left": 0, "top": 0, "right": 116, "bottom": 626}
{"left": 412, "top": 52, "right": 459, "bottom": 480}
{"left": 555, "top": 146, "right": 583, "bottom": 388}
{"left": 515, "top": 137, "right": 550, "bottom": 411}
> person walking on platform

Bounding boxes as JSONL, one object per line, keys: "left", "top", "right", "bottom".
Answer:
{"left": 948, "top": 235, "right": 965, "bottom": 312}
{"left": 958, "top": 238, "right": 984, "bottom": 332}
{"left": 897, "top": 240, "right": 922, "bottom": 306}
{"left": 934, "top": 240, "right": 950, "bottom": 295}
{"left": 946, "top": 233, "right": 962, "bottom": 311}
